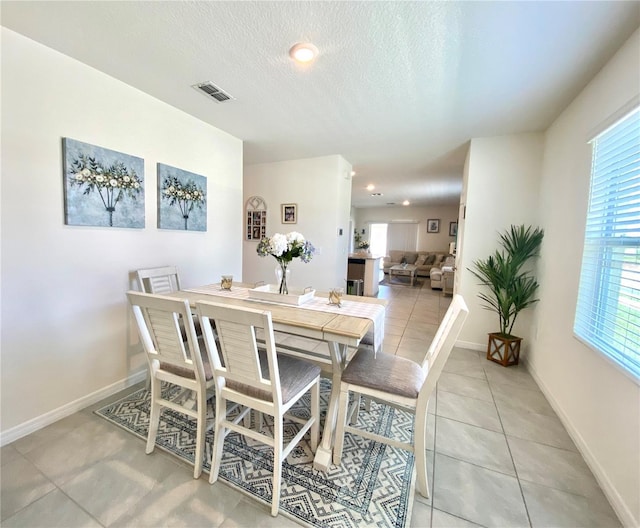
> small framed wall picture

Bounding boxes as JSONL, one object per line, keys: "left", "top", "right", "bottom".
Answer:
{"left": 282, "top": 203, "right": 297, "bottom": 224}
{"left": 449, "top": 221, "right": 458, "bottom": 237}
{"left": 427, "top": 219, "right": 440, "bottom": 233}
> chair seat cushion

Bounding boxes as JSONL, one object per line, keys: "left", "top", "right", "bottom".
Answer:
{"left": 227, "top": 353, "right": 320, "bottom": 404}
{"left": 342, "top": 348, "right": 425, "bottom": 399}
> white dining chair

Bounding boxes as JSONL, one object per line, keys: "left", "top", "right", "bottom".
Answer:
{"left": 127, "top": 291, "right": 216, "bottom": 479}
{"left": 135, "top": 264, "right": 206, "bottom": 338}
{"left": 135, "top": 265, "right": 182, "bottom": 294}
{"left": 333, "top": 294, "right": 469, "bottom": 499}
{"left": 135, "top": 266, "right": 203, "bottom": 391}
{"left": 196, "top": 300, "right": 320, "bottom": 516}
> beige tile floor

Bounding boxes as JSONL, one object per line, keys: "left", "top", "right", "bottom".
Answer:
{"left": 1, "top": 279, "right": 622, "bottom": 527}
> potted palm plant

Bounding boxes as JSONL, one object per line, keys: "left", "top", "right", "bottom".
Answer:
{"left": 470, "top": 224, "right": 544, "bottom": 366}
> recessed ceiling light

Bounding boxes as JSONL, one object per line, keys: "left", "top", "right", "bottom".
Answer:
{"left": 366, "top": 184, "right": 375, "bottom": 191}
{"left": 289, "top": 42, "right": 319, "bottom": 64}
{"left": 351, "top": 170, "right": 356, "bottom": 177}
{"left": 403, "top": 200, "right": 410, "bottom": 206}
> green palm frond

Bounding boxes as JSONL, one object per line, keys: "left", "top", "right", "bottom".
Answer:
{"left": 499, "top": 225, "right": 544, "bottom": 270}
{"left": 469, "top": 224, "right": 544, "bottom": 335}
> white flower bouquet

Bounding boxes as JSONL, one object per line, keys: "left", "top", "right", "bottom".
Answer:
{"left": 257, "top": 232, "right": 315, "bottom": 294}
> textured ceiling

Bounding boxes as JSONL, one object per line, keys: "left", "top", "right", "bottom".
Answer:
{"left": 2, "top": 1, "right": 639, "bottom": 207}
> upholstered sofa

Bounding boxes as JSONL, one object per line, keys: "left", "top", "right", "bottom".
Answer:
{"left": 430, "top": 256, "right": 456, "bottom": 289}
{"left": 383, "top": 250, "right": 450, "bottom": 278}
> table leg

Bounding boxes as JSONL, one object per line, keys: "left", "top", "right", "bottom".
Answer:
{"left": 313, "top": 340, "right": 346, "bottom": 472}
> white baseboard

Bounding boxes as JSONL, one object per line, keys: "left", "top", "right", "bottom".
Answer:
{"left": 0, "top": 370, "right": 147, "bottom": 447}
{"left": 455, "top": 339, "right": 485, "bottom": 352}
{"left": 523, "top": 359, "right": 637, "bottom": 528}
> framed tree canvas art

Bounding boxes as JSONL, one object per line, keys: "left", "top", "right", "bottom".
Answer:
{"left": 63, "top": 138, "right": 145, "bottom": 228}
{"left": 158, "top": 163, "right": 207, "bottom": 231}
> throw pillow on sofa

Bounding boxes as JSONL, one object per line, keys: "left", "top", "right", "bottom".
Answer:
{"left": 404, "top": 252, "right": 419, "bottom": 264}
{"left": 415, "top": 254, "right": 428, "bottom": 266}
{"left": 433, "top": 254, "right": 446, "bottom": 267}
{"left": 425, "top": 254, "right": 436, "bottom": 265}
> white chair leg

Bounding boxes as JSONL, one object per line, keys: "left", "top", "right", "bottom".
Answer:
{"left": 351, "top": 393, "right": 361, "bottom": 425}
{"left": 209, "top": 395, "right": 226, "bottom": 484}
{"left": 193, "top": 388, "right": 206, "bottom": 479}
{"left": 146, "top": 378, "right": 161, "bottom": 454}
{"left": 332, "top": 385, "right": 350, "bottom": 465}
{"left": 271, "top": 416, "right": 283, "bottom": 516}
{"left": 310, "top": 381, "right": 319, "bottom": 451}
{"left": 414, "top": 409, "right": 430, "bottom": 499}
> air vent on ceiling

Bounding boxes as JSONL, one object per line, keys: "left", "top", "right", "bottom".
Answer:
{"left": 192, "top": 81, "right": 234, "bottom": 103}
{"left": 386, "top": 202, "right": 396, "bottom": 205}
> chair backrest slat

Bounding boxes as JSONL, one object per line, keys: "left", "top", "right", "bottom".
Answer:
{"left": 216, "top": 319, "right": 264, "bottom": 383}
{"left": 146, "top": 308, "right": 188, "bottom": 362}
{"left": 148, "top": 275, "right": 174, "bottom": 294}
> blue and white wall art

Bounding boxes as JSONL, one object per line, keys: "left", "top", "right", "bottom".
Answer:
{"left": 158, "top": 163, "right": 207, "bottom": 231}
{"left": 63, "top": 138, "right": 145, "bottom": 228}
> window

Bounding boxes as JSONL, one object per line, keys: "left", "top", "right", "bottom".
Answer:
{"left": 369, "top": 223, "right": 388, "bottom": 259}
{"left": 574, "top": 107, "right": 640, "bottom": 379}
{"left": 387, "top": 222, "right": 418, "bottom": 252}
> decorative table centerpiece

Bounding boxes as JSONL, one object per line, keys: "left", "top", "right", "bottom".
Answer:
{"left": 256, "top": 231, "right": 315, "bottom": 294}
{"left": 354, "top": 230, "right": 370, "bottom": 254}
{"left": 357, "top": 240, "right": 370, "bottom": 254}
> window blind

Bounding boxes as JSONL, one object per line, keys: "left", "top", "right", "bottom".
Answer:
{"left": 387, "top": 223, "right": 418, "bottom": 252}
{"left": 574, "top": 107, "right": 640, "bottom": 379}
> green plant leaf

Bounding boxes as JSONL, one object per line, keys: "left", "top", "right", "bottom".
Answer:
{"left": 469, "top": 224, "right": 544, "bottom": 335}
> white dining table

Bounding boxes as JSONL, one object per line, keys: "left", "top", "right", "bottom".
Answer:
{"left": 171, "top": 282, "right": 387, "bottom": 471}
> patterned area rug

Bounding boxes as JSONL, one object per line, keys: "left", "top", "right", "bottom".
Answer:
{"left": 95, "top": 381, "right": 415, "bottom": 528}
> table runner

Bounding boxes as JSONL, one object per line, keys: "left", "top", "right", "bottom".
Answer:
{"left": 183, "top": 284, "right": 385, "bottom": 351}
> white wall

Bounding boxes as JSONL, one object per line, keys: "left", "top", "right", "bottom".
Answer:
{"left": 457, "top": 133, "right": 544, "bottom": 349}
{"left": 243, "top": 156, "right": 352, "bottom": 291}
{"left": 354, "top": 204, "right": 459, "bottom": 253}
{"left": 1, "top": 29, "right": 243, "bottom": 439}
{"left": 531, "top": 29, "right": 640, "bottom": 527}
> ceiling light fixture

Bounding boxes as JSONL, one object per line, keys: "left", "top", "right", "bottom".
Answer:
{"left": 351, "top": 170, "right": 356, "bottom": 177}
{"left": 289, "top": 42, "right": 319, "bottom": 64}
{"left": 366, "top": 184, "right": 375, "bottom": 191}
{"left": 403, "top": 200, "right": 410, "bottom": 206}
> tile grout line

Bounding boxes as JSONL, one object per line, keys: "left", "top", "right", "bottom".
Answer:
{"left": 486, "top": 371, "right": 534, "bottom": 528}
